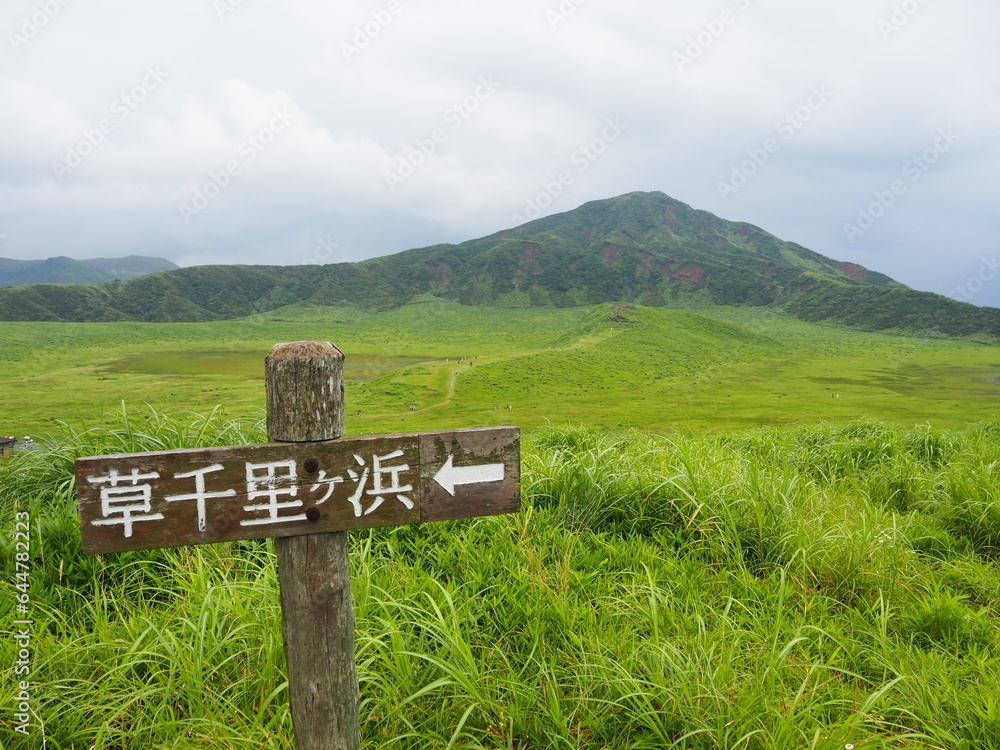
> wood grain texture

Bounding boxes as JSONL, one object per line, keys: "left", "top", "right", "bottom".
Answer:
{"left": 266, "top": 341, "right": 345, "bottom": 443}
{"left": 419, "top": 426, "right": 520, "bottom": 522}
{"left": 75, "top": 437, "right": 418, "bottom": 554}
{"left": 76, "top": 428, "right": 520, "bottom": 554}
{"left": 277, "top": 528, "right": 358, "bottom": 750}
{"left": 268, "top": 341, "right": 359, "bottom": 750}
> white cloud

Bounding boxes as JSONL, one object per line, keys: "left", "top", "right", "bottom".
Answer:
{"left": 0, "top": 0, "right": 998, "bottom": 304}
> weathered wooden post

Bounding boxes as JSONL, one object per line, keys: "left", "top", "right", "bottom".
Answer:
{"left": 266, "top": 341, "right": 359, "bottom": 749}
{"left": 75, "top": 341, "right": 520, "bottom": 749}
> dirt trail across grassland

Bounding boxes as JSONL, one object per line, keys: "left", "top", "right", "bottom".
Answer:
{"left": 361, "top": 326, "right": 618, "bottom": 419}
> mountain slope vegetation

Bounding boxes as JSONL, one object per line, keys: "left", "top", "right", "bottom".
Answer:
{"left": 0, "top": 192, "right": 993, "bottom": 338}
{"left": 0, "top": 254, "right": 177, "bottom": 288}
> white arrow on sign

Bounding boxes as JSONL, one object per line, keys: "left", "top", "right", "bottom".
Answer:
{"left": 433, "top": 455, "right": 505, "bottom": 496}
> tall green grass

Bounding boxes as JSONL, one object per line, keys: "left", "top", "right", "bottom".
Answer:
{"left": 4, "top": 412, "right": 1000, "bottom": 747}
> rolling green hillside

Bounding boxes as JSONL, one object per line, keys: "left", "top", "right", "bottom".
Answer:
{"left": 3, "top": 191, "right": 992, "bottom": 339}
{"left": 786, "top": 279, "right": 1000, "bottom": 337}
{"left": 79, "top": 255, "right": 179, "bottom": 280}
{"left": 3, "top": 300, "right": 999, "bottom": 439}
{"left": 0, "top": 254, "right": 178, "bottom": 288}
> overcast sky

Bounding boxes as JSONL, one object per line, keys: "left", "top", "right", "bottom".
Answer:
{"left": 2, "top": 0, "right": 998, "bottom": 305}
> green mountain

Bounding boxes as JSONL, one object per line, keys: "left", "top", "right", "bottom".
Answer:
{"left": 0, "top": 257, "right": 31, "bottom": 274}
{"left": 78, "top": 255, "right": 179, "bottom": 280}
{"left": 0, "top": 255, "right": 178, "bottom": 288}
{"left": 0, "top": 192, "right": 995, "bottom": 337}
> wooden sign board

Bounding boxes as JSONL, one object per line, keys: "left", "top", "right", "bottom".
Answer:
{"left": 76, "top": 426, "right": 519, "bottom": 555}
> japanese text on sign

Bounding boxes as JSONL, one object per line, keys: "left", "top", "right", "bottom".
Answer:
{"left": 76, "top": 427, "right": 520, "bottom": 554}
{"left": 86, "top": 451, "right": 416, "bottom": 538}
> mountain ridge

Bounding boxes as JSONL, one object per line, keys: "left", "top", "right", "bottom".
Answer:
{"left": 0, "top": 255, "right": 178, "bottom": 288}
{"left": 0, "top": 191, "right": 995, "bottom": 338}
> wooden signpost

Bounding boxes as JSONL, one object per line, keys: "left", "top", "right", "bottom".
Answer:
{"left": 75, "top": 341, "right": 520, "bottom": 749}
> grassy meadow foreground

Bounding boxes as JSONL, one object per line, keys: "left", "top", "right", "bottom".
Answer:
{"left": 5, "top": 301, "right": 1000, "bottom": 748}
{"left": 4, "top": 414, "right": 1000, "bottom": 747}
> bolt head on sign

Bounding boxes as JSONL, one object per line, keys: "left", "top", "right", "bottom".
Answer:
{"left": 75, "top": 427, "right": 520, "bottom": 555}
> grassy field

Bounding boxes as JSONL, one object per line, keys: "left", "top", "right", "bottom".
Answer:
{"left": 5, "top": 302, "right": 1000, "bottom": 747}
{"left": 0, "top": 299, "right": 587, "bottom": 438}
{"left": 5, "top": 414, "right": 1000, "bottom": 747}
{"left": 2, "top": 299, "right": 1000, "bottom": 440}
